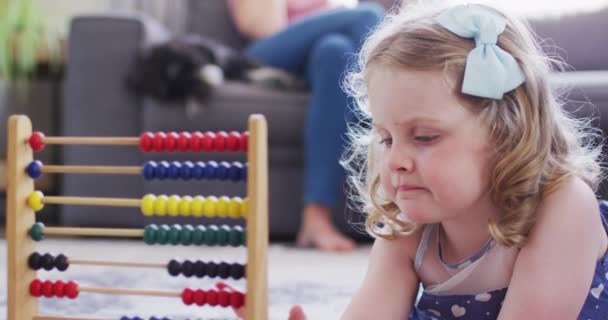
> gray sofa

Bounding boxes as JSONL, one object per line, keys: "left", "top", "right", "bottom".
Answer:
{"left": 60, "top": 1, "right": 608, "bottom": 238}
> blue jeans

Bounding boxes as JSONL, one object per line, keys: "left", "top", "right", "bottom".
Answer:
{"left": 247, "top": 3, "right": 384, "bottom": 208}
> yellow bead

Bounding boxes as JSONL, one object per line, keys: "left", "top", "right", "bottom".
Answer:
{"left": 229, "top": 197, "right": 242, "bottom": 218}
{"left": 179, "top": 196, "right": 193, "bottom": 216}
{"left": 154, "top": 195, "right": 169, "bottom": 216}
{"left": 217, "top": 196, "right": 230, "bottom": 218}
{"left": 191, "top": 196, "right": 205, "bottom": 217}
{"left": 141, "top": 194, "right": 156, "bottom": 216}
{"left": 203, "top": 196, "right": 218, "bottom": 217}
{"left": 167, "top": 195, "right": 181, "bottom": 216}
{"left": 27, "top": 190, "right": 44, "bottom": 211}
{"left": 241, "top": 198, "right": 249, "bottom": 218}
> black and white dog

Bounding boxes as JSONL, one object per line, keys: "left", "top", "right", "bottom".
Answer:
{"left": 126, "top": 34, "right": 305, "bottom": 104}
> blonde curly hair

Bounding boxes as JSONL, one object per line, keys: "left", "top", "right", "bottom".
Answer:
{"left": 341, "top": 2, "right": 604, "bottom": 247}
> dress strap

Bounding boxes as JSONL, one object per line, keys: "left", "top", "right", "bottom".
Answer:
{"left": 414, "top": 224, "right": 436, "bottom": 273}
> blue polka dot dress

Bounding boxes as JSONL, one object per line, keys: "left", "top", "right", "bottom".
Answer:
{"left": 408, "top": 202, "right": 608, "bottom": 320}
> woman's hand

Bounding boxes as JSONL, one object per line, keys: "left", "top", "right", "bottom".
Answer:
{"left": 217, "top": 281, "right": 307, "bottom": 320}
{"left": 230, "top": 0, "right": 288, "bottom": 39}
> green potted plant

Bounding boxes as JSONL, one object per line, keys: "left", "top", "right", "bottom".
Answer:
{"left": 0, "top": 0, "right": 63, "bottom": 183}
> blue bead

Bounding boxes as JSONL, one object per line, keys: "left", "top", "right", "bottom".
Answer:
{"left": 119, "top": 317, "right": 131, "bottom": 320}
{"left": 155, "top": 161, "right": 170, "bottom": 179}
{"left": 26, "top": 160, "right": 43, "bottom": 179}
{"left": 228, "top": 161, "right": 242, "bottom": 182}
{"left": 217, "top": 161, "right": 230, "bottom": 180}
{"left": 168, "top": 161, "right": 181, "bottom": 179}
{"left": 204, "top": 161, "right": 218, "bottom": 179}
{"left": 142, "top": 161, "right": 157, "bottom": 180}
{"left": 192, "top": 161, "right": 205, "bottom": 179}
{"left": 180, "top": 161, "right": 193, "bottom": 180}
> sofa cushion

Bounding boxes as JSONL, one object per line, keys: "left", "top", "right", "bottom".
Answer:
{"left": 529, "top": 8, "right": 608, "bottom": 71}
{"left": 141, "top": 81, "right": 309, "bottom": 147}
{"left": 185, "top": 0, "right": 248, "bottom": 49}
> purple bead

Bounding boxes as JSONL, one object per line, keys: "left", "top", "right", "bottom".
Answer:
{"left": 156, "top": 161, "right": 170, "bottom": 179}
{"left": 204, "top": 161, "right": 218, "bottom": 179}
{"left": 142, "top": 161, "right": 157, "bottom": 180}
{"left": 192, "top": 161, "right": 205, "bottom": 179}
{"left": 217, "top": 161, "right": 230, "bottom": 180}
{"left": 26, "top": 160, "right": 43, "bottom": 179}
{"left": 180, "top": 161, "right": 193, "bottom": 180}
{"left": 168, "top": 161, "right": 181, "bottom": 179}
{"left": 228, "top": 161, "right": 243, "bottom": 182}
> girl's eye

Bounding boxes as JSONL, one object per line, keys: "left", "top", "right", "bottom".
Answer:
{"left": 379, "top": 137, "right": 393, "bottom": 146}
{"left": 414, "top": 135, "right": 438, "bottom": 143}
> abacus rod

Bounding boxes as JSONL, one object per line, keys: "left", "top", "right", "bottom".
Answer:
{"left": 41, "top": 136, "right": 139, "bottom": 145}
{"left": 44, "top": 227, "right": 144, "bottom": 238}
{"left": 34, "top": 316, "right": 114, "bottom": 320}
{"left": 42, "top": 165, "right": 141, "bottom": 175}
{"left": 43, "top": 196, "right": 140, "bottom": 207}
{"left": 79, "top": 286, "right": 181, "bottom": 297}
{"left": 68, "top": 259, "right": 165, "bottom": 269}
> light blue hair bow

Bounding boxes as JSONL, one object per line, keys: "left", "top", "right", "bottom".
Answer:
{"left": 434, "top": 4, "right": 526, "bottom": 99}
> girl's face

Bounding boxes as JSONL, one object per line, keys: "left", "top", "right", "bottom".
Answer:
{"left": 368, "top": 67, "right": 494, "bottom": 224}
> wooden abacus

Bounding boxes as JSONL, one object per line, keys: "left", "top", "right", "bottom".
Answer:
{"left": 6, "top": 114, "right": 269, "bottom": 320}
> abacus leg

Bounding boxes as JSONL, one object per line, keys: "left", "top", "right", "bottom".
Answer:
{"left": 246, "top": 115, "right": 269, "bottom": 320}
{"left": 7, "top": 115, "right": 38, "bottom": 319}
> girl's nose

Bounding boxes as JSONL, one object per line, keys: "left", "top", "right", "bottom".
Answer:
{"left": 387, "top": 146, "right": 414, "bottom": 173}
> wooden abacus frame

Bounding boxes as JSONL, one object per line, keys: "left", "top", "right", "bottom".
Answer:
{"left": 6, "top": 114, "right": 269, "bottom": 320}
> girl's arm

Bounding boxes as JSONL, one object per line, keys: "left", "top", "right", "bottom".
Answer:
{"left": 230, "top": 0, "right": 288, "bottom": 39}
{"left": 498, "top": 177, "right": 606, "bottom": 319}
{"left": 341, "top": 233, "right": 421, "bottom": 319}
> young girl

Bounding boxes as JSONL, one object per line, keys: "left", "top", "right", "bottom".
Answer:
{"left": 339, "top": 2, "right": 608, "bottom": 319}
{"left": 233, "top": 2, "right": 608, "bottom": 319}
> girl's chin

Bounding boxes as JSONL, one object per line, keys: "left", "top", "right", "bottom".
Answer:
{"left": 396, "top": 202, "right": 437, "bottom": 224}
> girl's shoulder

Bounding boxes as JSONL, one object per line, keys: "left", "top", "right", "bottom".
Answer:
{"left": 372, "top": 226, "right": 425, "bottom": 266}
{"left": 525, "top": 175, "right": 604, "bottom": 258}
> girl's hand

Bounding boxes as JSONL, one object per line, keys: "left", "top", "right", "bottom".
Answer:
{"left": 216, "top": 282, "right": 307, "bottom": 320}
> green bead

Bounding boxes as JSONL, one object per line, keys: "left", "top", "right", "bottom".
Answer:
{"left": 180, "top": 224, "right": 194, "bottom": 245}
{"left": 168, "top": 224, "right": 182, "bottom": 245}
{"left": 217, "top": 225, "right": 230, "bottom": 245}
{"left": 242, "top": 228, "right": 247, "bottom": 246}
{"left": 192, "top": 225, "right": 206, "bottom": 245}
{"left": 204, "top": 225, "right": 219, "bottom": 246}
{"left": 29, "top": 222, "right": 45, "bottom": 241}
{"left": 229, "top": 225, "right": 243, "bottom": 247}
{"left": 143, "top": 224, "right": 158, "bottom": 245}
{"left": 157, "top": 225, "right": 170, "bottom": 245}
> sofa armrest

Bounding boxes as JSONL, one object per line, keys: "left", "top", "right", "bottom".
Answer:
{"left": 60, "top": 13, "right": 168, "bottom": 226}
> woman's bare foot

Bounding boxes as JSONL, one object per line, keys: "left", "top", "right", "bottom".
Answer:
{"left": 295, "top": 204, "right": 357, "bottom": 252}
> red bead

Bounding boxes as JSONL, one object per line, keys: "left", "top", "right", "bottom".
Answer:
{"left": 240, "top": 132, "right": 249, "bottom": 152}
{"left": 214, "top": 131, "right": 228, "bottom": 152}
{"left": 29, "top": 132, "right": 45, "bottom": 152}
{"left": 165, "top": 132, "right": 179, "bottom": 152}
{"left": 65, "top": 281, "right": 79, "bottom": 299}
{"left": 153, "top": 132, "right": 167, "bottom": 152}
{"left": 190, "top": 131, "right": 203, "bottom": 151}
{"left": 194, "top": 289, "right": 206, "bottom": 306}
{"left": 178, "top": 132, "right": 191, "bottom": 152}
{"left": 139, "top": 132, "right": 154, "bottom": 152}
{"left": 227, "top": 131, "right": 241, "bottom": 151}
{"left": 53, "top": 280, "right": 65, "bottom": 298}
{"left": 218, "top": 290, "right": 230, "bottom": 307}
{"left": 181, "top": 288, "right": 194, "bottom": 305}
{"left": 42, "top": 280, "right": 54, "bottom": 297}
{"left": 230, "top": 291, "right": 245, "bottom": 309}
{"left": 29, "top": 279, "right": 42, "bottom": 297}
{"left": 207, "top": 289, "right": 218, "bottom": 306}
{"left": 202, "top": 131, "right": 215, "bottom": 152}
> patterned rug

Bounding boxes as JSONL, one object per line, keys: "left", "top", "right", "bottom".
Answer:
{"left": 0, "top": 238, "right": 371, "bottom": 319}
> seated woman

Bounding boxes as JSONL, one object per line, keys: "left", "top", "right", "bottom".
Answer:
{"left": 228, "top": 0, "right": 385, "bottom": 251}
